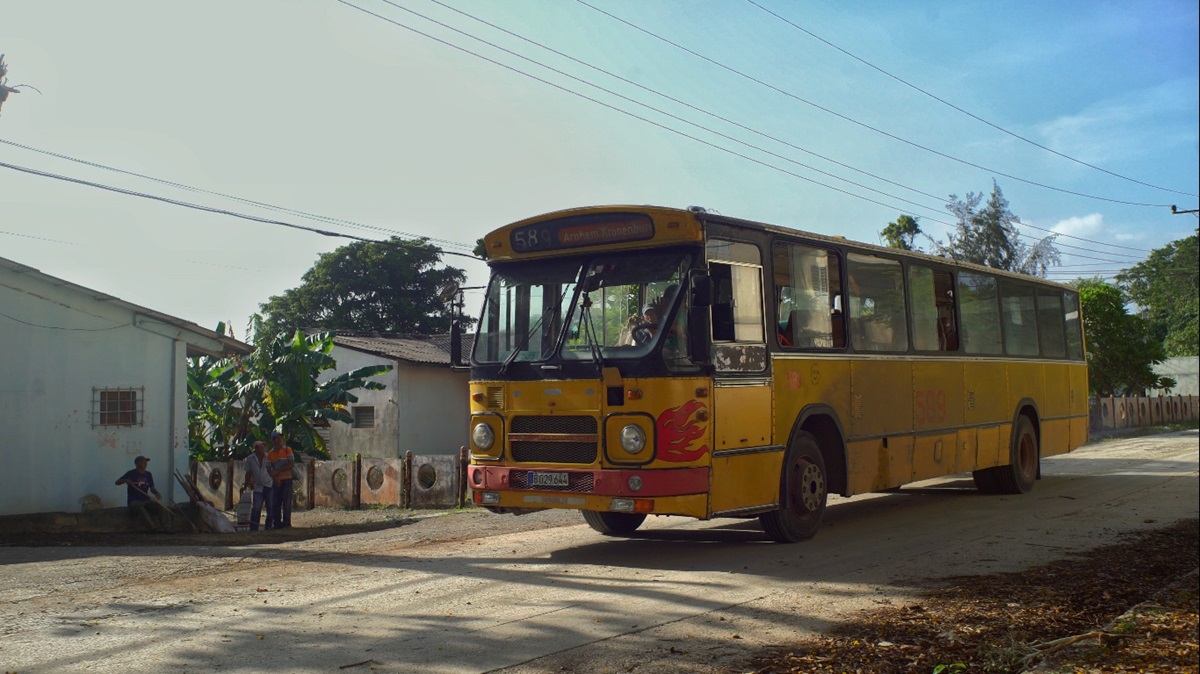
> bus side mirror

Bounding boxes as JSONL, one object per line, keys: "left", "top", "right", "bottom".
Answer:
{"left": 689, "top": 270, "right": 711, "bottom": 308}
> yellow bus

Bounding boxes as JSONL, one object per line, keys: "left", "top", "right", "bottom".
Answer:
{"left": 462, "top": 205, "right": 1089, "bottom": 542}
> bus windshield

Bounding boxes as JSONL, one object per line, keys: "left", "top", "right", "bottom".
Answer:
{"left": 473, "top": 250, "right": 690, "bottom": 365}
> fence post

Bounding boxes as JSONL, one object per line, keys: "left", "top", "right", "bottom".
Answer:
{"left": 459, "top": 446, "right": 468, "bottom": 508}
{"left": 353, "top": 453, "right": 362, "bottom": 510}
{"left": 404, "top": 451, "right": 413, "bottom": 510}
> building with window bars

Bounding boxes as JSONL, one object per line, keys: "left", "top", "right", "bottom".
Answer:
{"left": 0, "top": 255, "right": 250, "bottom": 518}
{"left": 321, "top": 333, "right": 472, "bottom": 459}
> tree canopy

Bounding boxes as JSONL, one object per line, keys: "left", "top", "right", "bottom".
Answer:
{"left": 1116, "top": 230, "right": 1198, "bottom": 357}
{"left": 1075, "top": 278, "right": 1172, "bottom": 396}
{"left": 933, "top": 181, "right": 1060, "bottom": 277}
{"left": 881, "top": 214, "right": 923, "bottom": 251}
{"left": 260, "top": 238, "right": 469, "bottom": 335}
{"left": 188, "top": 319, "right": 391, "bottom": 459}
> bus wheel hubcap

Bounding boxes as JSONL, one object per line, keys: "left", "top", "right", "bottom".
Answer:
{"left": 797, "top": 461, "right": 824, "bottom": 513}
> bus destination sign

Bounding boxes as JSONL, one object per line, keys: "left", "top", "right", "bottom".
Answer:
{"left": 510, "top": 214, "right": 654, "bottom": 253}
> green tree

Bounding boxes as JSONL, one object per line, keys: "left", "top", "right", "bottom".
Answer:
{"left": 260, "top": 238, "right": 469, "bottom": 335}
{"left": 1075, "top": 278, "right": 1170, "bottom": 396}
{"left": 187, "top": 318, "right": 392, "bottom": 459}
{"left": 881, "top": 214, "right": 923, "bottom": 251}
{"left": 934, "top": 181, "right": 1060, "bottom": 277}
{"left": 1116, "top": 230, "right": 1199, "bottom": 357}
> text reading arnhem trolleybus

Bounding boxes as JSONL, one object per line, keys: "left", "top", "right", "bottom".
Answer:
{"left": 458, "top": 206, "right": 1088, "bottom": 542}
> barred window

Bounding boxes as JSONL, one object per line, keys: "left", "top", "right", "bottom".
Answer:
{"left": 352, "top": 406, "right": 376, "bottom": 429}
{"left": 94, "top": 387, "right": 144, "bottom": 427}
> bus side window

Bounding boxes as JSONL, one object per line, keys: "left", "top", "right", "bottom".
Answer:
{"left": 711, "top": 264, "right": 737, "bottom": 341}
{"left": 908, "top": 266, "right": 957, "bottom": 352}
{"left": 958, "top": 272, "right": 1002, "bottom": 355}
{"left": 847, "top": 253, "right": 908, "bottom": 352}
{"left": 772, "top": 241, "right": 840, "bottom": 349}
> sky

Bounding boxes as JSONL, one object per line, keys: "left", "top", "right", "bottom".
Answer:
{"left": 3, "top": 0, "right": 1198, "bottom": 339}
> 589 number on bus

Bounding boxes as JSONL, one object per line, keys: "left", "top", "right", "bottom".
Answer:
{"left": 914, "top": 389, "right": 947, "bottom": 424}
{"left": 512, "top": 227, "right": 554, "bottom": 253}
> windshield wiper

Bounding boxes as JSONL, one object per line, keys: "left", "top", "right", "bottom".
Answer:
{"left": 497, "top": 280, "right": 577, "bottom": 376}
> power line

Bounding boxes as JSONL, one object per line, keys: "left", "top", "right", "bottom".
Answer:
{"left": 0, "top": 160, "right": 481, "bottom": 260}
{"left": 746, "top": 0, "right": 1197, "bottom": 199}
{"left": 375, "top": 0, "right": 950, "bottom": 220}
{"left": 335, "top": 0, "right": 956, "bottom": 227}
{"left": 428, "top": 0, "right": 945, "bottom": 204}
{"left": 0, "top": 137, "right": 474, "bottom": 253}
{"left": 575, "top": 0, "right": 1174, "bottom": 209}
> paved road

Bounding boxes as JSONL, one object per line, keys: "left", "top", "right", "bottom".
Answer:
{"left": 1, "top": 431, "right": 1196, "bottom": 673}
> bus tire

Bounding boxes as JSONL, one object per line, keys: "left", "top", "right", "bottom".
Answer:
{"left": 582, "top": 510, "right": 646, "bottom": 536}
{"left": 759, "top": 431, "right": 827, "bottom": 543}
{"left": 973, "top": 416, "right": 1039, "bottom": 495}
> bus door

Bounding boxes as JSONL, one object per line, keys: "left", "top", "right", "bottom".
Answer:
{"left": 704, "top": 240, "right": 780, "bottom": 517}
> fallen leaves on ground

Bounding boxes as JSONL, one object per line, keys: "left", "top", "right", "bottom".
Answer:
{"left": 749, "top": 518, "right": 1198, "bottom": 674}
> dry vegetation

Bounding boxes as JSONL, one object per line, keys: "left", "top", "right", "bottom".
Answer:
{"left": 748, "top": 518, "right": 1199, "bottom": 674}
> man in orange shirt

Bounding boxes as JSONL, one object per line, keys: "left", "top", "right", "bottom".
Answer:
{"left": 267, "top": 430, "right": 296, "bottom": 529}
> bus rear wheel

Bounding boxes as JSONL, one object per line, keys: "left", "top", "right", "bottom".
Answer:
{"left": 759, "top": 431, "right": 828, "bottom": 543}
{"left": 582, "top": 510, "right": 646, "bottom": 536}
{"left": 973, "top": 415, "right": 1039, "bottom": 495}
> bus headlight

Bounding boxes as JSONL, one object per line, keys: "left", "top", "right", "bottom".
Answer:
{"left": 620, "top": 424, "right": 647, "bottom": 454}
{"left": 472, "top": 423, "right": 495, "bottom": 451}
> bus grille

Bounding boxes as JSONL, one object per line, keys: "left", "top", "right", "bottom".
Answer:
{"left": 510, "top": 415, "right": 598, "bottom": 464}
{"left": 510, "top": 471, "right": 595, "bottom": 493}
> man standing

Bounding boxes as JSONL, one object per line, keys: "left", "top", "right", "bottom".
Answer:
{"left": 267, "top": 431, "right": 296, "bottom": 529}
{"left": 243, "top": 440, "right": 274, "bottom": 531}
{"left": 115, "top": 456, "right": 170, "bottom": 532}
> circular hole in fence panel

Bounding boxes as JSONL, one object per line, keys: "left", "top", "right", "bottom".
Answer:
{"left": 367, "top": 465, "right": 385, "bottom": 491}
{"left": 417, "top": 463, "right": 438, "bottom": 490}
{"left": 209, "top": 468, "right": 223, "bottom": 491}
{"left": 332, "top": 468, "right": 349, "bottom": 495}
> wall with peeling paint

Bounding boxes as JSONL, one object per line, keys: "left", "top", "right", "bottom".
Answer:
{"left": 1, "top": 263, "right": 192, "bottom": 516}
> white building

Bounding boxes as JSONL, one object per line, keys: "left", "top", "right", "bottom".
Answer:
{"left": 322, "top": 334, "right": 470, "bottom": 459}
{"left": 0, "top": 256, "right": 249, "bottom": 517}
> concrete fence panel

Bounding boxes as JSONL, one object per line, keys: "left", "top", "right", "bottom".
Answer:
{"left": 195, "top": 461, "right": 233, "bottom": 510}
{"left": 313, "top": 460, "right": 356, "bottom": 508}
{"left": 360, "top": 458, "right": 404, "bottom": 507}
{"left": 1135, "top": 397, "right": 1149, "bottom": 426}
{"left": 408, "top": 454, "right": 461, "bottom": 509}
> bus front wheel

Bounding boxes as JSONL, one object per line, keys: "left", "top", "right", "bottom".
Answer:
{"left": 582, "top": 510, "right": 646, "bottom": 536}
{"left": 973, "top": 415, "right": 1039, "bottom": 494}
{"left": 760, "top": 431, "right": 828, "bottom": 543}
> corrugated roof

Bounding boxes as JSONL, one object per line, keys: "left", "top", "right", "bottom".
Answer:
{"left": 334, "top": 332, "right": 474, "bottom": 366}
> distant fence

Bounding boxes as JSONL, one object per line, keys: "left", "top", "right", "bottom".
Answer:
{"left": 193, "top": 448, "right": 468, "bottom": 512}
{"left": 1089, "top": 394, "right": 1198, "bottom": 432}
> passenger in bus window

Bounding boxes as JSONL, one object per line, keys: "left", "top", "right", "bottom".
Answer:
{"left": 939, "top": 315, "right": 959, "bottom": 351}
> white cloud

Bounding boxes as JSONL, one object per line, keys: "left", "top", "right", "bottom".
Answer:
{"left": 1049, "top": 213, "right": 1105, "bottom": 238}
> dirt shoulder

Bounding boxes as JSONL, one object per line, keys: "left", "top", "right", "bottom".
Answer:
{"left": 748, "top": 518, "right": 1199, "bottom": 674}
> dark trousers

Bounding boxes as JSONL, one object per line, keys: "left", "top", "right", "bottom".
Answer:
{"left": 250, "top": 487, "right": 272, "bottom": 531}
{"left": 129, "top": 501, "right": 171, "bottom": 532}
{"left": 269, "top": 480, "right": 293, "bottom": 529}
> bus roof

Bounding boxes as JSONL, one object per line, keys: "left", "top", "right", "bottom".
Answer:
{"left": 482, "top": 205, "right": 1076, "bottom": 291}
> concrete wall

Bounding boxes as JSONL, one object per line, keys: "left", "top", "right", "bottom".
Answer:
{"left": 325, "top": 347, "right": 401, "bottom": 458}
{"left": 1154, "top": 356, "right": 1200, "bottom": 396}
{"left": 394, "top": 363, "right": 469, "bottom": 456}
{"left": 324, "top": 346, "right": 468, "bottom": 459}
{"left": 1, "top": 268, "right": 189, "bottom": 516}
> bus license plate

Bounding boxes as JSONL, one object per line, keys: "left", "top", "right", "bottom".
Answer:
{"left": 529, "top": 471, "right": 569, "bottom": 488}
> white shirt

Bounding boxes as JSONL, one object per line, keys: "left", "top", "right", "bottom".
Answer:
{"left": 243, "top": 453, "right": 273, "bottom": 492}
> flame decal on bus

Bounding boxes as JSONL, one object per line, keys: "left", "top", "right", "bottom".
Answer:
{"left": 656, "top": 400, "right": 709, "bottom": 462}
